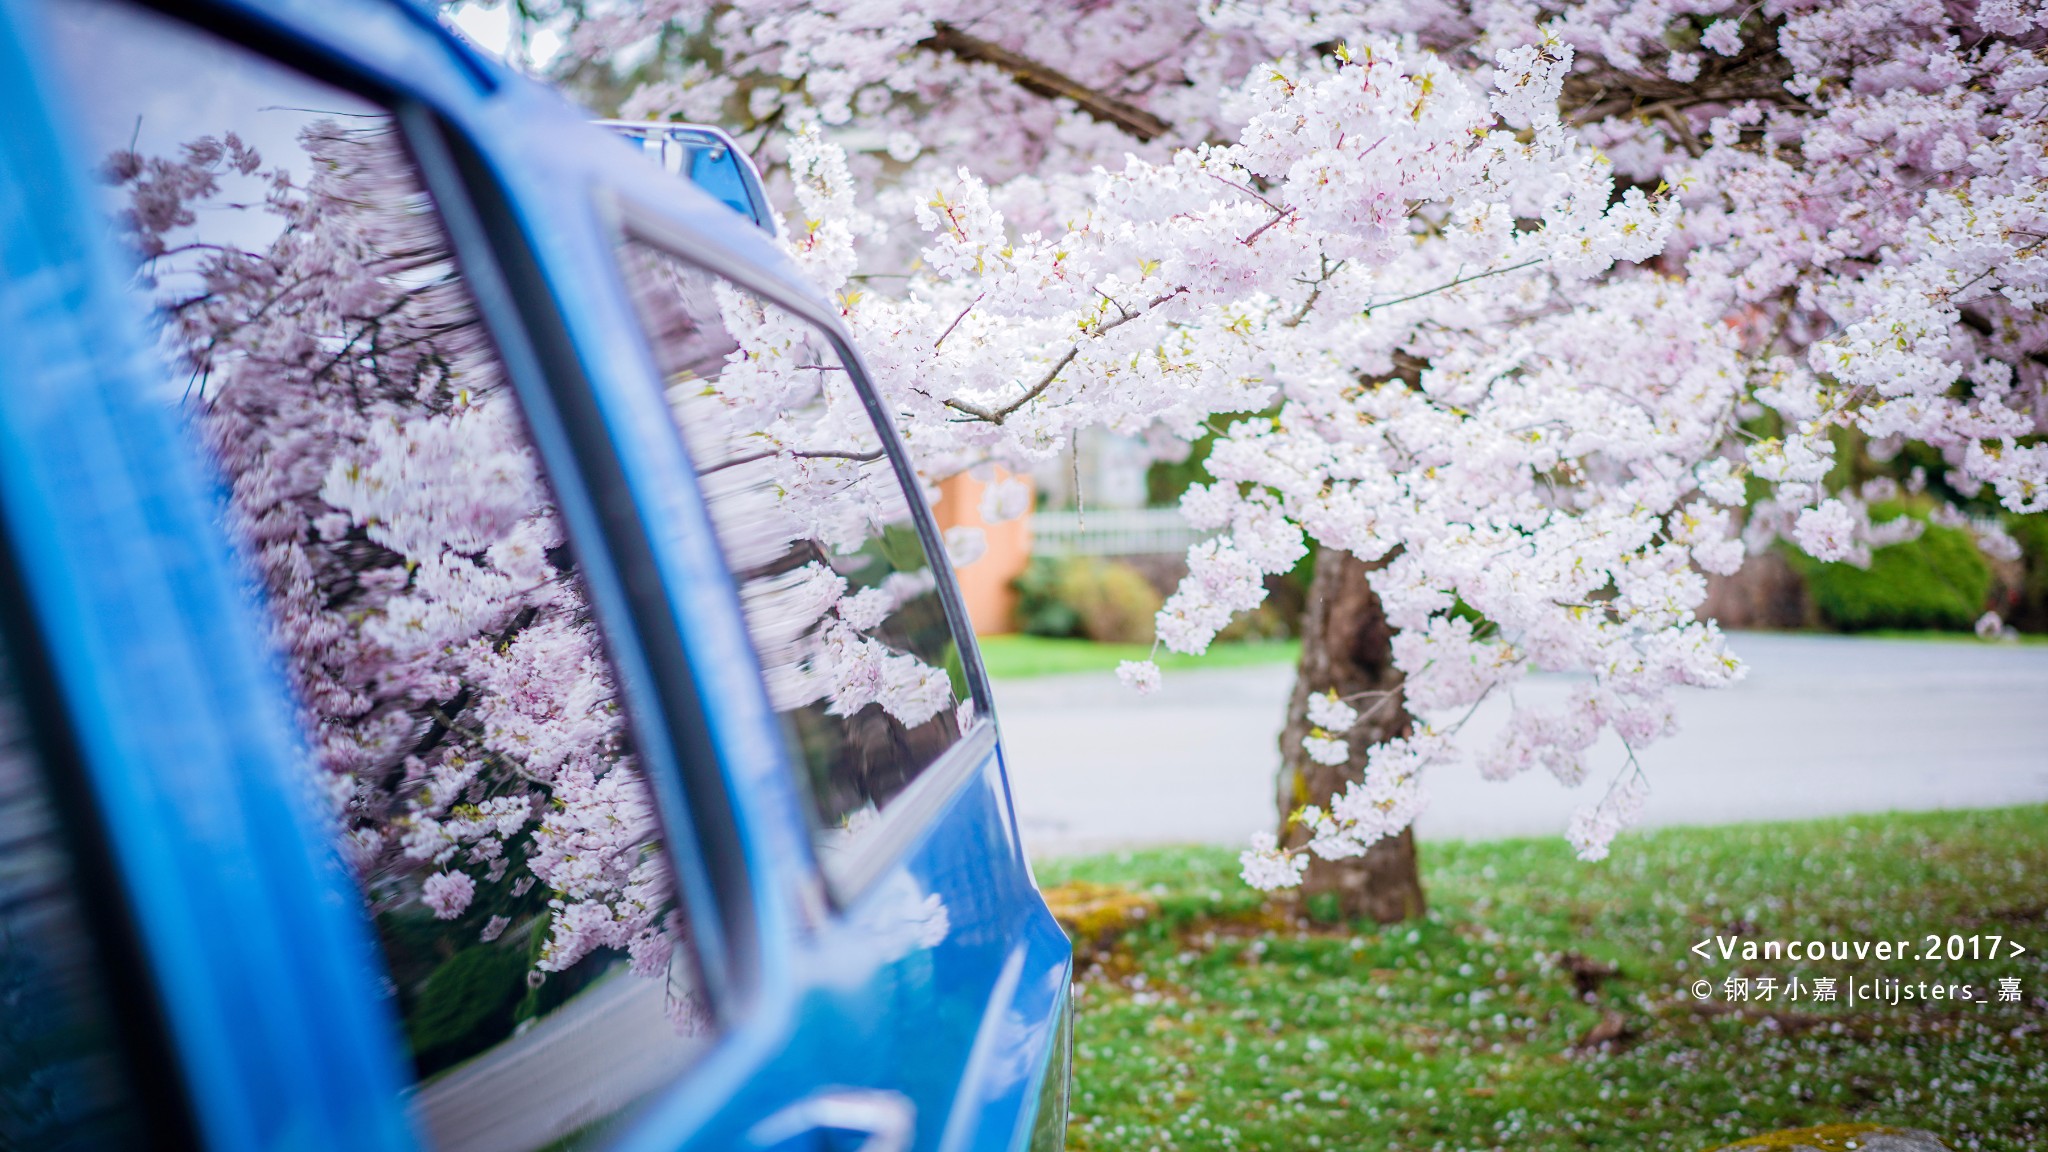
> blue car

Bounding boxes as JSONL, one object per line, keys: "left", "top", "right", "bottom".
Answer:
{"left": 0, "top": 1, "right": 1070, "bottom": 1150}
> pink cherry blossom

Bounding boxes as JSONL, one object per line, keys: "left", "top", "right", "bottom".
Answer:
{"left": 555, "top": 0, "right": 2044, "bottom": 874}
{"left": 422, "top": 871, "right": 477, "bottom": 920}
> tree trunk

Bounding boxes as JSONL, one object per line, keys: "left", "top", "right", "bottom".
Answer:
{"left": 1275, "top": 548, "right": 1426, "bottom": 924}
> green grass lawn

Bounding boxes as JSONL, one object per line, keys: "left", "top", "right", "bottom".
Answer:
{"left": 975, "top": 630, "right": 2042, "bottom": 681}
{"left": 976, "top": 634, "right": 1300, "bottom": 679}
{"left": 1038, "top": 806, "right": 2048, "bottom": 1151}
{"left": 1851, "top": 629, "right": 2048, "bottom": 646}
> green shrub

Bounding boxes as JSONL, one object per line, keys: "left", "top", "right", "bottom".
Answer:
{"left": 1011, "top": 556, "right": 1162, "bottom": 643}
{"left": 1791, "top": 504, "right": 1992, "bottom": 631}
{"left": 1069, "top": 559, "right": 1163, "bottom": 643}
{"left": 407, "top": 941, "right": 526, "bottom": 1071}
{"left": 1013, "top": 556, "right": 1082, "bottom": 638}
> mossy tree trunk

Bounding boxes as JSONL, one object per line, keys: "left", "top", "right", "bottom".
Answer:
{"left": 1275, "top": 547, "right": 1426, "bottom": 924}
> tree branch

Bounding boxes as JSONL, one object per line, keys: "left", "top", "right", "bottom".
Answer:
{"left": 942, "top": 287, "right": 1186, "bottom": 424}
{"left": 1557, "top": 49, "right": 1805, "bottom": 134}
{"left": 919, "top": 22, "right": 1172, "bottom": 142}
{"left": 1206, "top": 170, "right": 1285, "bottom": 215}
{"left": 1283, "top": 257, "right": 1345, "bottom": 327}
{"left": 700, "top": 445, "right": 887, "bottom": 476}
{"left": 945, "top": 347, "right": 1079, "bottom": 424}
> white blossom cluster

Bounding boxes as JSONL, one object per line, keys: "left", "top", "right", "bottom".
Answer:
{"left": 770, "top": 43, "right": 1742, "bottom": 873}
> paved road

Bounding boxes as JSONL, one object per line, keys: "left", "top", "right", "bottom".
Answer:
{"left": 992, "top": 633, "right": 2048, "bottom": 859}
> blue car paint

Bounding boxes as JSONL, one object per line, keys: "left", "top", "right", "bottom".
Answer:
{"left": 0, "top": 5, "right": 421, "bottom": 1149}
{"left": 599, "top": 122, "right": 777, "bottom": 232}
{"left": 0, "top": 0, "right": 1071, "bottom": 1149}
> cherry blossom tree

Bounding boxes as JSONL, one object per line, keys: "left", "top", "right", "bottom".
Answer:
{"left": 523, "top": 0, "right": 2048, "bottom": 918}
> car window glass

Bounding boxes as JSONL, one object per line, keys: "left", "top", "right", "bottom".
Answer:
{"left": 39, "top": 3, "right": 713, "bottom": 1148}
{"left": 0, "top": 627, "right": 148, "bottom": 1150}
{"left": 614, "top": 239, "right": 974, "bottom": 884}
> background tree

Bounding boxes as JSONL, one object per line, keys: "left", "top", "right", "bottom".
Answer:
{"left": 516, "top": 0, "right": 2045, "bottom": 919}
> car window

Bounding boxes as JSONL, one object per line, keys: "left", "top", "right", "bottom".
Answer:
{"left": 0, "top": 624, "right": 148, "bottom": 1149}
{"left": 613, "top": 238, "right": 976, "bottom": 887}
{"left": 39, "top": 2, "right": 714, "bottom": 1148}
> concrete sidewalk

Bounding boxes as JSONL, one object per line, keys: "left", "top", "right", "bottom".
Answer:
{"left": 991, "top": 633, "right": 2048, "bottom": 859}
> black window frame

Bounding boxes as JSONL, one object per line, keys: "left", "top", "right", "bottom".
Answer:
{"left": 0, "top": 510, "right": 198, "bottom": 1151}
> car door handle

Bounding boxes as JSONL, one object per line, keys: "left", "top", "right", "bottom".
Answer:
{"left": 746, "top": 1088, "right": 915, "bottom": 1152}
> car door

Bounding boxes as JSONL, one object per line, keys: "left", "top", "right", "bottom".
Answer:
{"left": 16, "top": 0, "right": 1073, "bottom": 1146}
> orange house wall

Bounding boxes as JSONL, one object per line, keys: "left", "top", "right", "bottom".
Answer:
{"left": 934, "top": 469, "right": 1032, "bottom": 635}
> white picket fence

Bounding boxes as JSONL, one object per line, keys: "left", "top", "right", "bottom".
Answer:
{"left": 1028, "top": 508, "right": 1211, "bottom": 557}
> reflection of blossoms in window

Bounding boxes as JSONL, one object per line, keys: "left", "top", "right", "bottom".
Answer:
{"left": 617, "top": 242, "right": 966, "bottom": 845}
{"left": 104, "top": 121, "right": 690, "bottom": 1024}
{"left": 741, "top": 559, "right": 951, "bottom": 727}
{"left": 422, "top": 871, "right": 476, "bottom": 920}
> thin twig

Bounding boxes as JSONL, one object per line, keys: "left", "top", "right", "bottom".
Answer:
{"left": 1362, "top": 259, "right": 1545, "bottom": 313}
{"left": 1096, "top": 287, "right": 1132, "bottom": 323}
{"left": 1283, "top": 256, "right": 1346, "bottom": 327}
{"left": 1206, "top": 170, "right": 1286, "bottom": 215}
{"left": 934, "top": 293, "right": 983, "bottom": 350}
{"left": 1436, "top": 682, "right": 1499, "bottom": 738}
{"left": 699, "top": 445, "right": 886, "bottom": 476}
{"left": 1241, "top": 206, "right": 1296, "bottom": 248}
